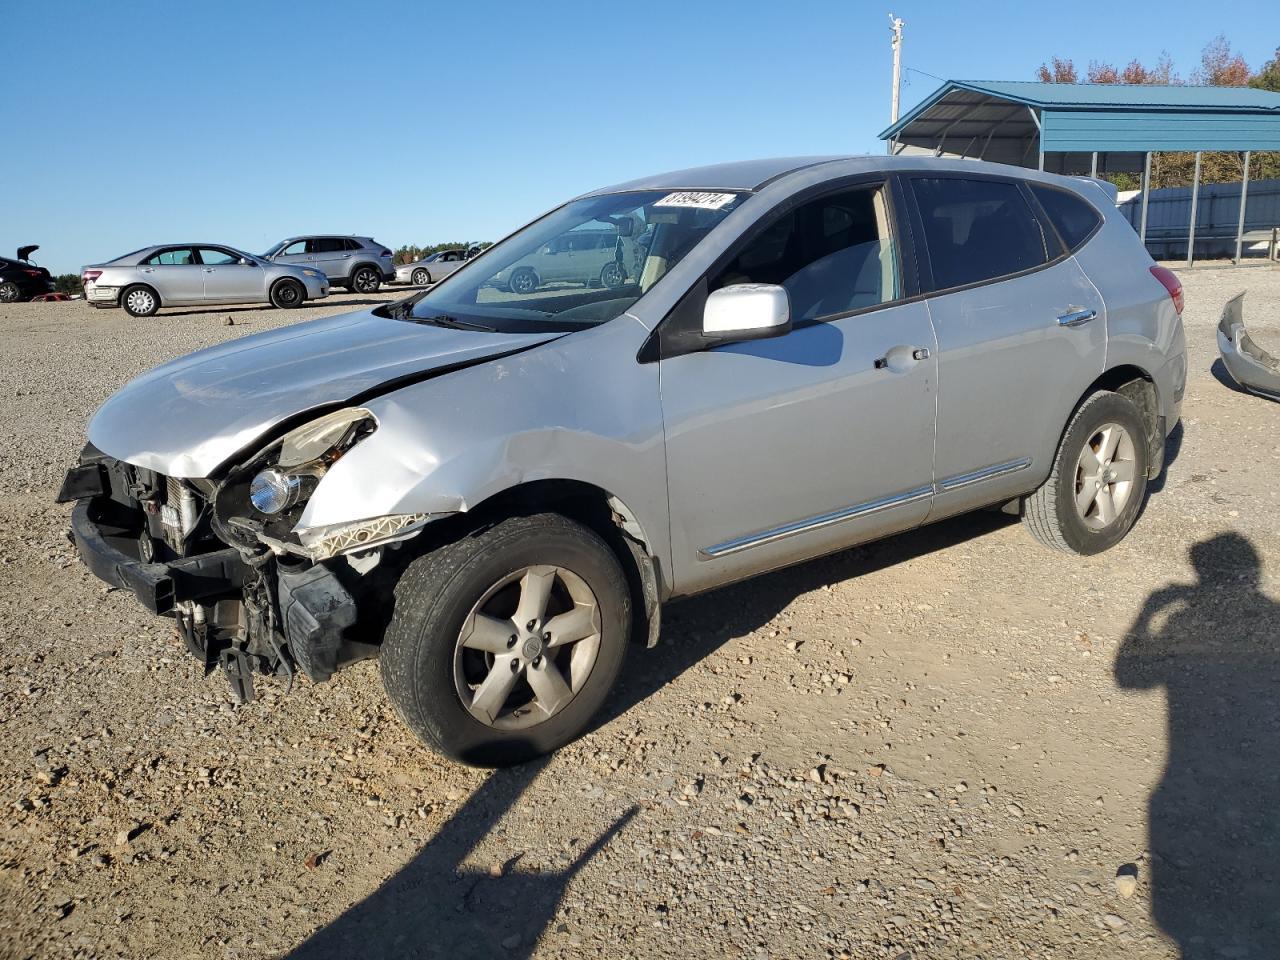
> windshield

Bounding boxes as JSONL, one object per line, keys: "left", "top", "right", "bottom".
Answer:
{"left": 405, "top": 189, "right": 744, "bottom": 331}
{"left": 261, "top": 242, "right": 285, "bottom": 258}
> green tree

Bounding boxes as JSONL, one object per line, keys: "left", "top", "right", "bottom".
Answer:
{"left": 1250, "top": 47, "right": 1280, "bottom": 92}
{"left": 54, "top": 274, "right": 83, "bottom": 296}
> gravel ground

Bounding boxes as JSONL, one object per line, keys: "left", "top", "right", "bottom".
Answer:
{"left": 2, "top": 267, "right": 1279, "bottom": 960}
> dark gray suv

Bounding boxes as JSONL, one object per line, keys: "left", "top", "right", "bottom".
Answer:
{"left": 262, "top": 235, "right": 395, "bottom": 293}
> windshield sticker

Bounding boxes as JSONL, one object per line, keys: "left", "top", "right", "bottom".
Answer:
{"left": 653, "top": 191, "right": 737, "bottom": 210}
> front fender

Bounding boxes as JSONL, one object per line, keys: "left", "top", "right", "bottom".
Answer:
{"left": 295, "top": 317, "right": 671, "bottom": 573}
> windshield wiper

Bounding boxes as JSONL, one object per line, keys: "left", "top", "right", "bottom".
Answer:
{"left": 413, "top": 313, "right": 497, "bottom": 332}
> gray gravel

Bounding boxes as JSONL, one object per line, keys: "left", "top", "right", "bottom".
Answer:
{"left": 2, "top": 266, "right": 1279, "bottom": 959}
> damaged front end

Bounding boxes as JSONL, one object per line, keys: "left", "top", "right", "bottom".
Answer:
{"left": 1217, "top": 291, "right": 1280, "bottom": 401}
{"left": 58, "top": 409, "right": 439, "bottom": 702}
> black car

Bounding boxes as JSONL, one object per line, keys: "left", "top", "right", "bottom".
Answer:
{"left": 0, "top": 246, "right": 56, "bottom": 303}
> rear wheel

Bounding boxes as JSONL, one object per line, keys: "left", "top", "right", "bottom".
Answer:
{"left": 121, "top": 285, "right": 159, "bottom": 317}
{"left": 351, "top": 265, "right": 381, "bottom": 293}
{"left": 1023, "top": 391, "right": 1149, "bottom": 555}
{"left": 0, "top": 282, "right": 21, "bottom": 303}
{"left": 412, "top": 268, "right": 430, "bottom": 286}
{"left": 270, "top": 278, "right": 305, "bottom": 309}
{"left": 380, "top": 513, "right": 630, "bottom": 766}
{"left": 600, "top": 261, "right": 624, "bottom": 289}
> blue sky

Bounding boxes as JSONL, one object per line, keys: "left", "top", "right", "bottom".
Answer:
{"left": 2, "top": 0, "right": 1277, "bottom": 274}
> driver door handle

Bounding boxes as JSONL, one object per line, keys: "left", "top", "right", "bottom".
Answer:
{"left": 1057, "top": 308, "right": 1097, "bottom": 327}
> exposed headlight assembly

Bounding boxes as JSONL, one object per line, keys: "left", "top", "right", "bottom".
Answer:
{"left": 247, "top": 408, "right": 375, "bottom": 517}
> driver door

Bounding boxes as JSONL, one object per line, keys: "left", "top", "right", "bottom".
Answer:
{"left": 660, "top": 180, "right": 939, "bottom": 595}
{"left": 197, "top": 247, "right": 263, "bottom": 302}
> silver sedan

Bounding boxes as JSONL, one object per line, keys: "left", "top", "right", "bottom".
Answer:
{"left": 393, "top": 249, "right": 470, "bottom": 286}
{"left": 81, "top": 244, "right": 329, "bottom": 317}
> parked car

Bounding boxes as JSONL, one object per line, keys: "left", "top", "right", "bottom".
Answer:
{"left": 489, "top": 228, "right": 628, "bottom": 293}
{"left": 60, "top": 156, "right": 1186, "bottom": 766}
{"left": 394, "top": 248, "right": 471, "bottom": 286}
{"left": 261, "top": 235, "right": 395, "bottom": 293}
{"left": 0, "top": 245, "right": 55, "bottom": 302}
{"left": 81, "top": 244, "right": 329, "bottom": 317}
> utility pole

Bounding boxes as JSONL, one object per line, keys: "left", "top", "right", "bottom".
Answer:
{"left": 889, "top": 14, "right": 904, "bottom": 124}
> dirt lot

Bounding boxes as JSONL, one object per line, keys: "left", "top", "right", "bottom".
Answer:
{"left": 2, "top": 269, "right": 1279, "bottom": 960}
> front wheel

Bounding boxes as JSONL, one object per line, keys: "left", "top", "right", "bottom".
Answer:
{"left": 351, "top": 265, "right": 381, "bottom": 293}
{"left": 1023, "top": 391, "right": 1150, "bottom": 555}
{"left": 411, "top": 268, "right": 430, "bottom": 286}
{"left": 380, "top": 513, "right": 631, "bottom": 766}
{"left": 270, "top": 277, "right": 305, "bottom": 309}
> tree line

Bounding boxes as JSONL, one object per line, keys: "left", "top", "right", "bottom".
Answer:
{"left": 1036, "top": 37, "right": 1280, "bottom": 189}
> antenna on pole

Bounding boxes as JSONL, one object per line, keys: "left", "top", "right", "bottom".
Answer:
{"left": 889, "top": 14, "right": 904, "bottom": 125}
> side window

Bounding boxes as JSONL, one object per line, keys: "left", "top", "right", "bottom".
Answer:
{"left": 910, "top": 178, "right": 1048, "bottom": 291}
{"left": 344, "top": 238, "right": 364, "bottom": 251}
{"left": 712, "top": 184, "right": 900, "bottom": 322}
{"left": 146, "top": 248, "right": 196, "bottom": 266}
{"left": 281, "top": 240, "right": 308, "bottom": 256}
{"left": 308, "top": 238, "right": 345, "bottom": 254}
{"left": 1030, "top": 185, "right": 1102, "bottom": 252}
{"left": 197, "top": 248, "right": 240, "bottom": 265}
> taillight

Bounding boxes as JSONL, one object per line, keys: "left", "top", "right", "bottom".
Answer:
{"left": 82, "top": 270, "right": 102, "bottom": 284}
{"left": 379, "top": 248, "right": 392, "bottom": 258}
{"left": 22, "top": 269, "right": 41, "bottom": 277}
{"left": 1149, "top": 265, "right": 1183, "bottom": 315}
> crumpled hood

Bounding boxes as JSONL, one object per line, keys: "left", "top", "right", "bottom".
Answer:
{"left": 88, "top": 309, "right": 562, "bottom": 477}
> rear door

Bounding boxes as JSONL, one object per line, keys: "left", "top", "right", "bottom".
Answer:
{"left": 310, "top": 238, "right": 350, "bottom": 280}
{"left": 904, "top": 174, "right": 1106, "bottom": 520}
{"left": 140, "top": 247, "right": 204, "bottom": 302}
{"left": 197, "top": 247, "right": 263, "bottom": 302}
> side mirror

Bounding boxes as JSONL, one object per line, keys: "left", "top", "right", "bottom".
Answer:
{"left": 239, "top": 258, "right": 253, "bottom": 266}
{"left": 703, "top": 283, "right": 791, "bottom": 341}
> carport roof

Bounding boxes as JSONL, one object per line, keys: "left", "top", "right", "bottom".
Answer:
{"left": 879, "top": 80, "right": 1280, "bottom": 165}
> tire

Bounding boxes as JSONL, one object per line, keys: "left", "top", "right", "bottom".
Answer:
{"left": 380, "top": 513, "right": 631, "bottom": 766}
{"left": 1023, "top": 391, "right": 1150, "bottom": 555}
{"left": 351, "top": 265, "right": 381, "bottom": 293}
{"left": 600, "top": 261, "right": 623, "bottom": 289}
{"left": 0, "top": 282, "right": 21, "bottom": 303}
{"left": 508, "top": 268, "right": 538, "bottom": 295}
{"left": 270, "top": 277, "right": 305, "bottom": 309}
{"left": 411, "top": 268, "right": 430, "bottom": 286}
{"left": 121, "top": 285, "right": 159, "bottom": 317}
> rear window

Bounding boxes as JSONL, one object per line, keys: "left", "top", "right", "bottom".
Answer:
{"left": 344, "top": 238, "right": 364, "bottom": 251}
{"left": 911, "top": 178, "right": 1049, "bottom": 291}
{"left": 1030, "top": 185, "right": 1102, "bottom": 252}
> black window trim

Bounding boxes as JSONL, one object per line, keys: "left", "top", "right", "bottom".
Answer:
{"left": 145, "top": 246, "right": 198, "bottom": 266}
{"left": 1024, "top": 181, "right": 1105, "bottom": 256}
{"left": 639, "top": 172, "right": 921, "bottom": 363}
{"left": 899, "top": 171, "right": 1081, "bottom": 300}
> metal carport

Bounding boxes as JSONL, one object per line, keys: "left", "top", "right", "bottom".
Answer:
{"left": 879, "top": 80, "right": 1280, "bottom": 265}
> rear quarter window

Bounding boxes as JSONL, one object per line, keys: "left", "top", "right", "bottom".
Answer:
{"left": 910, "top": 177, "right": 1049, "bottom": 291}
{"left": 1030, "top": 185, "right": 1102, "bottom": 252}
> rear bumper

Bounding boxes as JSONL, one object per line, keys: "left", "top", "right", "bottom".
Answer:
{"left": 68, "top": 498, "right": 248, "bottom": 615}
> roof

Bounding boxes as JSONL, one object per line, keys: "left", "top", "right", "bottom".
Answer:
{"left": 880, "top": 80, "right": 1280, "bottom": 165}
{"left": 588, "top": 156, "right": 852, "bottom": 194}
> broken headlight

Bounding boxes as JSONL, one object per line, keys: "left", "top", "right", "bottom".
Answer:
{"left": 247, "top": 408, "right": 375, "bottom": 517}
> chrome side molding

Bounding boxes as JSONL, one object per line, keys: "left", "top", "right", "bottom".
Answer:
{"left": 698, "top": 485, "right": 934, "bottom": 559}
{"left": 936, "top": 457, "right": 1032, "bottom": 492}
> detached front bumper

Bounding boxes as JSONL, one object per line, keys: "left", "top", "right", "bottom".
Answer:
{"left": 68, "top": 497, "right": 248, "bottom": 615}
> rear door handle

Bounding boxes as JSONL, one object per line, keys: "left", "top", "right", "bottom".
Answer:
{"left": 875, "top": 346, "right": 930, "bottom": 370}
{"left": 202, "top": 268, "right": 215, "bottom": 273}
{"left": 1057, "top": 308, "right": 1097, "bottom": 327}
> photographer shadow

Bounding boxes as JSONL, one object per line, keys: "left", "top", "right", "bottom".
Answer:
{"left": 1116, "top": 532, "right": 1280, "bottom": 958}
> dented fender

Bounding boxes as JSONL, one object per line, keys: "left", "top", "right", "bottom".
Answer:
{"left": 296, "top": 315, "right": 673, "bottom": 584}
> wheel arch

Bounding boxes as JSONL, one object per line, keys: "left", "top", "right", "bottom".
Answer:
{"left": 1069, "top": 364, "right": 1163, "bottom": 478}
{"left": 423, "top": 478, "right": 664, "bottom": 649}
{"left": 122, "top": 281, "right": 162, "bottom": 308}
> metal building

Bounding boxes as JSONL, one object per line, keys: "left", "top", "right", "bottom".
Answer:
{"left": 879, "top": 80, "right": 1280, "bottom": 264}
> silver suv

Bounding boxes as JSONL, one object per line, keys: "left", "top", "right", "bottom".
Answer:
{"left": 61, "top": 156, "right": 1186, "bottom": 766}
{"left": 262, "top": 235, "right": 395, "bottom": 293}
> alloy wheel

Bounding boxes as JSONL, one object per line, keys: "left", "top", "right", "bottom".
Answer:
{"left": 413, "top": 269, "right": 429, "bottom": 286}
{"left": 354, "top": 268, "right": 377, "bottom": 292}
{"left": 0, "top": 283, "right": 19, "bottom": 303}
{"left": 453, "top": 565, "right": 602, "bottom": 730}
{"left": 1074, "top": 422, "right": 1137, "bottom": 529}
